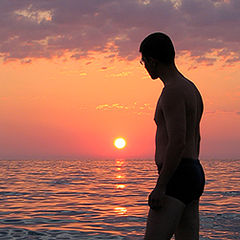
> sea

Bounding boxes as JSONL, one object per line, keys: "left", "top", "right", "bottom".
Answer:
{"left": 0, "top": 158, "right": 239, "bottom": 240}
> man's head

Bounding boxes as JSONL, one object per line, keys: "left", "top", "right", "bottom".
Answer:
{"left": 139, "top": 32, "right": 175, "bottom": 79}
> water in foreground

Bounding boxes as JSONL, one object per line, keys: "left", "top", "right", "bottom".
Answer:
{"left": 0, "top": 158, "right": 239, "bottom": 239}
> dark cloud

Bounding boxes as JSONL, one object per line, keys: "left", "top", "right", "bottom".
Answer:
{"left": 0, "top": 0, "right": 239, "bottom": 63}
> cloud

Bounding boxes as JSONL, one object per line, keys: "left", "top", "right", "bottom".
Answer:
{"left": 96, "top": 103, "right": 128, "bottom": 110}
{"left": 111, "top": 72, "right": 131, "bottom": 77}
{"left": 96, "top": 102, "right": 153, "bottom": 115}
{"left": 0, "top": 0, "right": 239, "bottom": 64}
{"left": 205, "top": 110, "right": 240, "bottom": 115}
{"left": 21, "top": 59, "right": 32, "bottom": 64}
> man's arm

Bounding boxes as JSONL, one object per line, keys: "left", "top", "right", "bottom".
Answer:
{"left": 156, "top": 89, "right": 186, "bottom": 187}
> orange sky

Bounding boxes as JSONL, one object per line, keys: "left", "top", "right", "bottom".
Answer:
{"left": 0, "top": 0, "right": 240, "bottom": 160}
{"left": 0, "top": 51, "right": 240, "bottom": 160}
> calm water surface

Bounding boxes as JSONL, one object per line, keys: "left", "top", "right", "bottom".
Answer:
{"left": 0, "top": 159, "right": 239, "bottom": 239}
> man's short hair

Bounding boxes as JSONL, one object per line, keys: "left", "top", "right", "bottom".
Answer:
{"left": 139, "top": 32, "right": 175, "bottom": 65}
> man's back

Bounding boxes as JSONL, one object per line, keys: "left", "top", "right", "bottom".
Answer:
{"left": 154, "top": 77, "right": 203, "bottom": 166}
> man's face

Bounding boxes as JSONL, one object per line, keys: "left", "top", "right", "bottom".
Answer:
{"left": 140, "top": 55, "right": 159, "bottom": 80}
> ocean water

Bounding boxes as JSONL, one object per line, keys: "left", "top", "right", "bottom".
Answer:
{"left": 0, "top": 158, "right": 239, "bottom": 240}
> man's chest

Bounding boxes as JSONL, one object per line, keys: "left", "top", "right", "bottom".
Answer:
{"left": 154, "top": 97, "right": 164, "bottom": 125}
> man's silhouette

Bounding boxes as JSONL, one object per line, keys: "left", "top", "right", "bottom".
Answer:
{"left": 140, "top": 32, "right": 205, "bottom": 240}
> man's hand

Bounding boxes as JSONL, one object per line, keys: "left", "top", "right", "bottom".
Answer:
{"left": 148, "top": 185, "right": 166, "bottom": 209}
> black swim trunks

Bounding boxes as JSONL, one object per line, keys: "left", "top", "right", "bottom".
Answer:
{"left": 157, "top": 158, "right": 205, "bottom": 205}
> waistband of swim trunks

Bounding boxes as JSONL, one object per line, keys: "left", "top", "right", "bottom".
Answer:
{"left": 180, "top": 158, "right": 200, "bottom": 164}
{"left": 157, "top": 158, "right": 200, "bottom": 170}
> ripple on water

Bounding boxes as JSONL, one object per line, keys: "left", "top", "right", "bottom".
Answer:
{"left": 0, "top": 158, "right": 239, "bottom": 239}
{"left": 0, "top": 228, "right": 144, "bottom": 240}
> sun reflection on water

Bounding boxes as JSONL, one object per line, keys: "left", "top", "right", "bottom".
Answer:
{"left": 114, "top": 159, "right": 128, "bottom": 215}
{"left": 115, "top": 159, "right": 124, "bottom": 166}
{"left": 114, "top": 207, "right": 127, "bottom": 215}
{"left": 116, "top": 175, "right": 124, "bottom": 179}
{"left": 116, "top": 184, "right": 126, "bottom": 189}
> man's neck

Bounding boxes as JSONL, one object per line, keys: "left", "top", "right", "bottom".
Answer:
{"left": 158, "top": 63, "right": 184, "bottom": 87}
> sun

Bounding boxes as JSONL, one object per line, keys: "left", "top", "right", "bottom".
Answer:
{"left": 114, "top": 138, "right": 126, "bottom": 149}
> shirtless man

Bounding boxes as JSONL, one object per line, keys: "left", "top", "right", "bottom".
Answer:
{"left": 139, "top": 33, "right": 205, "bottom": 240}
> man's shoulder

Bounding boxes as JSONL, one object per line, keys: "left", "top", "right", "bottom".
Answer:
{"left": 161, "top": 84, "right": 184, "bottom": 102}
{"left": 164, "top": 79, "right": 199, "bottom": 97}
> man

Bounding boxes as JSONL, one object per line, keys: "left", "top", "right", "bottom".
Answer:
{"left": 139, "top": 32, "right": 205, "bottom": 240}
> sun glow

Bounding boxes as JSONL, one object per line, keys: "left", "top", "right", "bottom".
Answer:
{"left": 114, "top": 138, "right": 126, "bottom": 149}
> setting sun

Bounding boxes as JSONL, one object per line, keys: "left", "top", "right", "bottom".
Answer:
{"left": 114, "top": 138, "right": 126, "bottom": 149}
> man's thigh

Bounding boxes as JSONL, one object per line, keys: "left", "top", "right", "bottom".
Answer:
{"left": 144, "top": 195, "right": 185, "bottom": 240}
{"left": 175, "top": 199, "right": 200, "bottom": 240}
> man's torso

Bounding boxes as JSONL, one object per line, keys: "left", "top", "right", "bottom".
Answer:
{"left": 154, "top": 78, "right": 203, "bottom": 165}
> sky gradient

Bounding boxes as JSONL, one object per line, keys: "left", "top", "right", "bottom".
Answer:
{"left": 0, "top": 0, "right": 240, "bottom": 160}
